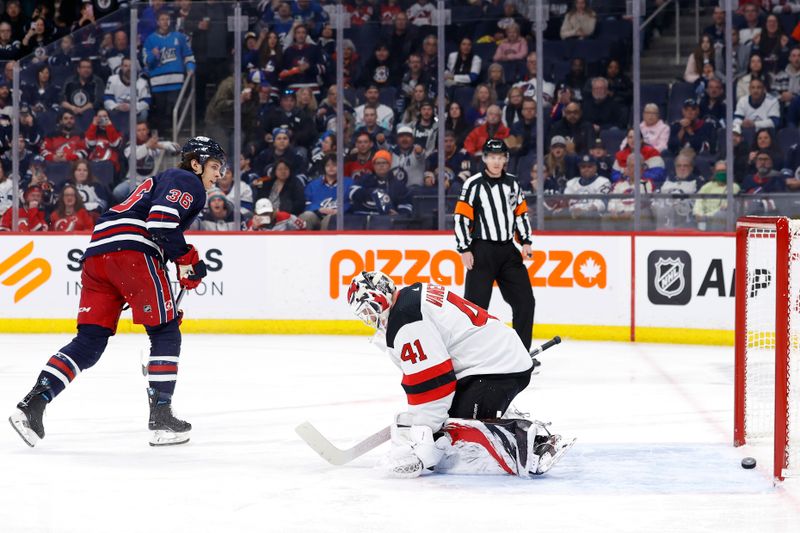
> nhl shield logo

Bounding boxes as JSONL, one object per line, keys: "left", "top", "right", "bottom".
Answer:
{"left": 647, "top": 250, "right": 692, "bottom": 305}
{"left": 654, "top": 257, "right": 685, "bottom": 299}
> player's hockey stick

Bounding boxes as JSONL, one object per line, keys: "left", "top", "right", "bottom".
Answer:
{"left": 295, "top": 422, "right": 391, "bottom": 466}
{"left": 296, "top": 336, "right": 563, "bottom": 466}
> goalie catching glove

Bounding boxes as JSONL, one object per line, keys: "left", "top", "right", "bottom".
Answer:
{"left": 387, "top": 412, "right": 451, "bottom": 478}
{"left": 175, "top": 245, "right": 207, "bottom": 290}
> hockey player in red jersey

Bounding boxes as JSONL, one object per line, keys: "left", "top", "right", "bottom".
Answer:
{"left": 347, "top": 271, "right": 574, "bottom": 478}
{"left": 8, "top": 136, "right": 226, "bottom": 448}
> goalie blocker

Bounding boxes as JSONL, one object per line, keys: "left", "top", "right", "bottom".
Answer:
{"left": 347, "top": 271, "right": 573, "bottom": 477}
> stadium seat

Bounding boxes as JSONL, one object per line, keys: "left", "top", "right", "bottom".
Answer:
{"left": 777, "top": 127, "right": 800, "bottom": 164}
{"left": 572, "top": 39, "right": 609, "bottom": 65}
{"left": 473, "top": 43, "right": 497, "bottom": 66}
{"left": 667, "top": 82, "right": 696, "bottom": 122}
{"left": 379, "top": 86, "right": 396, "bottom": 107}
{"left": 453, "top": 86, "right": 475, "bottom": 111}
{"left": 516, "top": 153, "right": 537, "bottom": 181}
{"left": 694, "top": 154, "right": 715, "bottom": 179}
{"left": 542, "top": 40, "right": 571, "bottom": 62}
{"left": 640, "top": 83, "right": 669, "bottom": 116}
{"left": 45, "top": 162, "right": 73, "bottom": 188}
{"left": 90, "top": 160, "right": 115, "bottom": 186}
{"left": 342, "top": 215, "right": 367, "bottom": 230}
{"left": 600, "top": 128, "right": 626, "bottom": 154}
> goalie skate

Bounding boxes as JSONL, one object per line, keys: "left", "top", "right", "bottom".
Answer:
{"left": 530, "top": 434, "right": 576, "bottom": 475}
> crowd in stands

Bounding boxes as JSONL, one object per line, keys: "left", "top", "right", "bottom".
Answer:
{"left": 2, "top": 0, "right": 800, "bottom": 233}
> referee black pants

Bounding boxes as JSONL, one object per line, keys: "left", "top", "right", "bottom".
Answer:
{"left": 464, "top": 240, "right": 535, "bottom": 350}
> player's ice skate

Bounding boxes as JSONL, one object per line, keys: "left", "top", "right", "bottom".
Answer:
{"left": 8, "top": 383, "right": 50, "bottom": 447}
{"left": 148, "top": 389, "right": 191, "bottom": 447}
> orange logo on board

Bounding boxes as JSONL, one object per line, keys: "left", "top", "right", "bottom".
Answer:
{"left": 0, "top": 242, "right": 52, "bottom": 302}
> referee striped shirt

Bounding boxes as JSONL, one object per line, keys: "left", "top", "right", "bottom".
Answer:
{"left": 454, "top": 171, "right": 532, "bottom": 253}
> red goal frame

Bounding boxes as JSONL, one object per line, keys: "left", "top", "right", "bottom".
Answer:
{"left": 734, "top": 216, "right": 792, "bottom": 481}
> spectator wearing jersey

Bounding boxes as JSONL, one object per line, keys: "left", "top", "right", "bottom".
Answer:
{"left": 607, "top": 157, "right": 653, "bottom": 220}
{"left": 742, "top": 151, "right": 786, "bottom": 195}
{"left": 104, "top": 57, "right": 151, "bottom": 130}
{"left": 407, "top": 100, "right": 438, "bottom": 156}
{"left": 582, "top": 77, "right": 626, "bottom": 132}
{"left": 116, "top": 121, "right": 181, "bottom": 201}
{"left": 564, "top": 155, "right": 611, "bottom": 219}
{"left": 262, "top": 89, "right": 318, "bottom": 154}
{"left": 23, "top": 64, "right": 60, "bottom": 115}
{"left": 68, "top": 160, "right": 112, "bottom": 217}
{"left": 652, "top": 152, "right": 704, "bottom": 229}
{"left": 407, "top": 0, "right": 435, "bottom": 26}
{"left": 41, "top": 110, "right": 87, "bottom": 162}
{"left": 344, "top": 131, "right": 376, "bottom": 182}
{"left": 589, "top": 138, "right": 614, "bottom": 178}
{"left": 391, "top": 126, "right": 426, "bottom": 188}
{"left": 426, "top": 130, "right": 473, "bottom": 195}
{"left": 253, "top": 128, "right": 307, "bottom": 179}
{"left": 85, "top": 109, "right": 123, "bottom": 174}
{"left": 300, "top": 154, "right": 354, "bottom": 231}
{"left": 0, "top": 164, "right": 11, "bottom": 217}
{"left": 445, "top": 37, "right": 482, "bottom": 90}
{"left": 0, "top": 185, "right": 47, "bottom": 232}
{"left": 463, "top": 105, "right": 510, "bottom": 156}
{"left": 21, "top": 16, "right": 51, "bottom": 58}
{"left": 614, "top": 129, "right": 667, "bottom": 187}
{"left": 640, "top": 104, "right": 670, "bottom": 153}
{"left": 279, "top": 24, "right": 325, "bottom": 94}
{"left": 355, "top": 85, "right": 395, "bottom": 132}
{"left": 347, "top": 0, "right": 374, "bottom": 26}
{"left": 360, "top": 42, "right": 400, "bottom": 90}
{"left": 350, "top": 150, "right": 412, "bottom": 216}
{"left": 21, "top": 156, "right": 55, "bottom": 212}
{"left": 49, "top": 184, "right": 94, "bottom": 232}
{"left": 143, "top": 9, "right": 196, "bottom": 137}
{"left": 0, "top": 22, "right": 20, "bottom": 60}
{"left": 292, "top": 0, "right": 329, "bottom": 38}
{"left": 668, "top": 98, "right": 716, "bottom": 155}
{"left": 548, "top": 101, "right": 595, "bottom": 155}
{"left": 60, "top": 59, "right": 104, "bottom": 121}
{"left": 770, "top": 46, "right": 800, "bottom": 110}
{"left": 733, "top": 77, "right": 780, "bottom": 129}
{"left": 699, "top": 77, "right": 727, "bottom": 126}
{"left": 512, "top": 52, "right": 555, "bottom": 107}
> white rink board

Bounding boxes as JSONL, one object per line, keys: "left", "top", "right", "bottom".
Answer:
{"left": 0, "top": 234, "right": 631, "bottom": 326}
{"left": 635, "top": 236, "right": 735, "bottom": 331}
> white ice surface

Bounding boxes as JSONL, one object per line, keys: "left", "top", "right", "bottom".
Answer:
{"left": 1, "top": 334, "right": 800, "bottom": 533}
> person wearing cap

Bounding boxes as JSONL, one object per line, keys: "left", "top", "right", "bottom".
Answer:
{"left": 350, "top": 150, "right": 412, "bottom": 216}
{"left": 355, "top": 85, "right": 395, "bottom": 131}
{"left": 668, "top": 98, "right": 715, "bottom": 155}
{"left": 391, "top": 125, "right": 426, "bottom": 187}
{"left": 196, "top": 188, "right": 241, "bottom": 231}
{"left": 463, "top": 105, "right": 510, "bottom": 156}
{"left": 253, "top": 127, "right": 306, "bottom": 178}
{"left": 563, "top": 154, "right": 611, "bottom": 221}
{"left": 588, "top": 138, "right": 613, "bottom": 178}
{"left": 263, "top": 88, "right": 318, "bottom": 150}
{"left": 454, "top": 138, "right": 535, "bottom": 351}
{"left": 733, "top": 77, "right": 780, "bottom": 130}
{"left": 0, "top": 185, "right": 47, "bottom": 232}
{"left": 301, "top": 154, "right": 355, "bottom": 230}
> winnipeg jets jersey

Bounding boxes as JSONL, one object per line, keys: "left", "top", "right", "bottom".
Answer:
{"left": 384, "top": 283, "right": 533, "bottom": 431}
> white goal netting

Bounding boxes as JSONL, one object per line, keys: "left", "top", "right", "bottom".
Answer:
{"left": 742, "top": 220, "right": 800, "bottom": 478}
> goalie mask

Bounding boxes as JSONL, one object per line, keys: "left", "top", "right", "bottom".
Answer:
{"left": 347, "top": 271, "right": 396, "bottom": 330}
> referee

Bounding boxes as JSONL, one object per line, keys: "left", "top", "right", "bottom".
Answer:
{"left": 454, "top": 138, "right": 535, "bottom": 351}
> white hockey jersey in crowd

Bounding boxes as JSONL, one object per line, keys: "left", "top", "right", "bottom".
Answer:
{"left": 383, "top": 283, "right": 533, "bottom": 432}
{"left": 104, "top": 74, "right": 151, "bottom": 113}
{"left": 563, "top": 175, "right": 611, "bottom": 212}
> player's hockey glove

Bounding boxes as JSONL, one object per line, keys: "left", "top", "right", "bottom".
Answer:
{"left": 387, "top": 413, "right": 450, "bottom": 478}
{"left": 175, "top": 245, "right": 207, "bottom": 290}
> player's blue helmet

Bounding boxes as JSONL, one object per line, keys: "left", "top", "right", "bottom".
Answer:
{"left": 181, "top": 136, "right": 227, "bottom": 174}
{"left": 347, "top": 271, "right": 396, "bottom": 330}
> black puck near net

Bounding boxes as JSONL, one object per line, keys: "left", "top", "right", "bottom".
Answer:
{"left": 741, "top": 457, "right": 757, "bottom": 469}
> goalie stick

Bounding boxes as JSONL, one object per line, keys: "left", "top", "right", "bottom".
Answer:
{"left": 296, "top": 335, "right": 563, "bottom": 466}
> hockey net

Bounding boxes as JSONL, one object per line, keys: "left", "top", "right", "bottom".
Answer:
{"left": 735, "top": 216, "right": 800, "bottom": 481}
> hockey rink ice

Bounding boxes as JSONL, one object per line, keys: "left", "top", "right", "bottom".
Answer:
{"left": 1, "top": 334, "right": 800, "bottom": 533}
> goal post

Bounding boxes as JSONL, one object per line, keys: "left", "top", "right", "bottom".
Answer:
{"left": 734, "top": 216, "right": 799, "bottom": 481}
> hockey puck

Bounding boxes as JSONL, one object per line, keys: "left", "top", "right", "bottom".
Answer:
{"left": 741, "top": 457, "right": 757, "bottom": 469}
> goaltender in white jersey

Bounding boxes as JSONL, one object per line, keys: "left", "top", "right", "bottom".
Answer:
{"left": 347, "top": 271, "right": 574, "bottom": 478}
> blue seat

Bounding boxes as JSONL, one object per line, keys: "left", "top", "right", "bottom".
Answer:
{"left": 542, "top": 40, "right": 571, "bottom": 62}
{"left": 453, "top": 86, "right": 474, "bottom": 111}
{"left": 379, "top": 86, "right": 396, "bottom": 107}
{"left": 45, "top": 162, "right": 73, "bottom": 188}
{"left": 600, "top": 128, "right": 626, "bottom": 154}
{"left": 90, "top": 160, "right": 115, "bottom": 186}
{"left": 473, "top": 43, "right": 497, "bottom": 66}
{"left": 777, "top": 127, "right": 800, "bottom": 164}
{"left": 571, "top": 39, "right": 609, "bottom": 64}
{"left": 667, "top": 82, "right": 696, "bottom": 122}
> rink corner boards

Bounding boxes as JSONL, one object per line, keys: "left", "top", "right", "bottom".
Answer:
{"left": 0, "top": 319, "right": 735, "bottom": 346}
